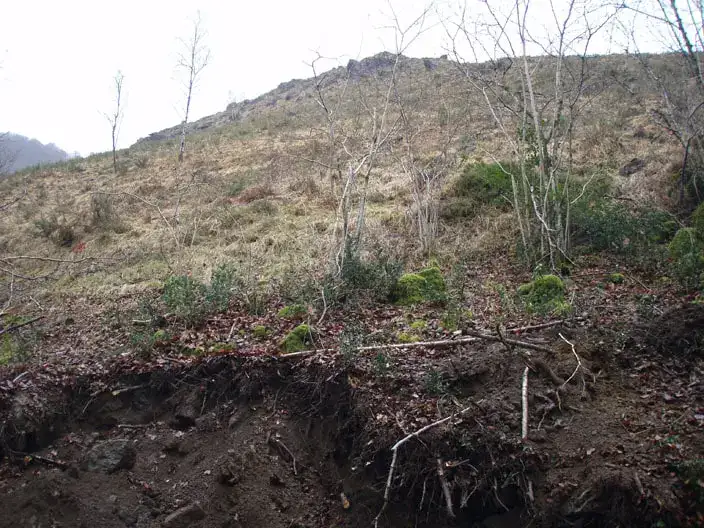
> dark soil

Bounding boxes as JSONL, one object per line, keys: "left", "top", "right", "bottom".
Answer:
{"left": 0, "top": 261, "right": 702, "bottom": 527}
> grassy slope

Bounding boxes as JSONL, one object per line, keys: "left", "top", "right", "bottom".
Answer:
{"left": 0, "top": 53, "right": 682, "bottom": 310}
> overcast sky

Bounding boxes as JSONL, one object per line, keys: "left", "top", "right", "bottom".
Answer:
{"left": 0, "top": 1, "right": 654, "bottom": 156}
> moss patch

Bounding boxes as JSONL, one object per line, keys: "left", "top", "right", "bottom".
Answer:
{"left": 397, "top": 331, "right": 420, "bottom": 343}
{"left": 252, "top": 325, "right": 269, "bottom": 339}
{"left": 277, "top": 304, "right": 307, "bottom": 319}
{"left": 518, "top": 274, "right": 567, "bottom": 314}
{"left": 608, "top": 273, "right": 625, "bottom": 284}
{"left": 691, "top": 202, "right": 704, "bottom": 238}
{"left": 394, "top": 266, "right": 447, "bottom": 305}
{"left": 281, "top": 324, "right": 313, "bottom": 354}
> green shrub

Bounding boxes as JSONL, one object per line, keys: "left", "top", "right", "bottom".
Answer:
{"left": 423, "top": 369, "right": 448, "bottom": 395}
{"left": 571, "top": 200, "right": 674, "bottom": 253}
{"left": 336, "top": 240, "right": 404, "bottom": 303}
{"left": 133, "top": 154, "right": 149, "bottom": 169}
{"left": 90, "top": 194, "right": 122, "bottom": 231}
{"left": 281, "top": 324, "right": 313, "bottom": 353}
{"left": 455, "top": 162, "right": 514, "bottom": 206}
{"left": 669, "top": 228, "right": 704, "bottom": 290}
{"left": 162, "top": 274, "right": 207, "bottom": 326}
{"left": 394, "top": 266, "right": 447, "bottom": 305}
{"left": 518, "top": 274, "right": 567, "bottom": 314}
{"left": 33, "top": 215, "right": 77, "bottom": 246}
{"left": 277, "top": 304, "right": 307, "bottom": 319}
{"left": 205, "top": 264, "right": 238, "bottom": 313}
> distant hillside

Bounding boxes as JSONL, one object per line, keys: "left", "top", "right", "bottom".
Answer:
{"left": 0, "top": 133, "right": 70, "bottom": 173}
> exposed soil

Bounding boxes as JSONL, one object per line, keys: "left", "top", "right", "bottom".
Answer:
{"left": 1, "top": 264, "right": 702, "bottom": 527}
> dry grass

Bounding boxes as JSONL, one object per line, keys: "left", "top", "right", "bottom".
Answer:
{"left": 0, "top": 54, "right": 686, "bottom": 310}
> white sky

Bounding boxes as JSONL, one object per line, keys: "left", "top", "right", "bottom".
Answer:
{"left": 0, "top": 1, "right": 656, "bottom": 156}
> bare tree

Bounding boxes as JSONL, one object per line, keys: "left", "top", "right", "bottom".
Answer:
{"left": 176, "top": 13, "right": 210, "bottom": 163}
{"left": 624, "top": 0, "right": 704, "bottom": 206}
{"left": 104, "top": 71, "right": 124, "bottom": 173}
{"left": 0, "top": 132, "right": 17, "bottom": 176}
{"left": 446, "top": 0, "right": 621, "bottom": 267}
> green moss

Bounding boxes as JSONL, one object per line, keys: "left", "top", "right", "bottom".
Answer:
{"left": 397, "top": 331, "right": 420, "bottom": 343}
{"left": 518, "top": 274, "right": 567, "bottom": 314}
{"left": 410, "top": 320, "right": 427, "bottom": 330}
{"left": 670, "top": 228, "right": 701, "bottom": 259}
{"left": 153, "top": 329, "right": 169, "bottom": 342}
{"left": 277, "top": 304, "right": 307, "bottom": 319}
{"left": 281, "top": 324, "right": 313, "bottom": 354}
{"left": 252, "top": 325, "right": 269, "bottom": 338}
{"left": 395, "top": 266, "right": 447, "bottom": 305}
{"left": 608, "top": 273, "right": 625, "bottom": 284}
{"left": 669, "top": 228, "right": 704, "bottom": 289}
{"left": 692, "top": 202, "right": 704, "bottom": 238}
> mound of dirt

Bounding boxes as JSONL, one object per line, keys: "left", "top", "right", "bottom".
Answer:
{"left": 641, "top": 304, "right": 704, "bottom": 357}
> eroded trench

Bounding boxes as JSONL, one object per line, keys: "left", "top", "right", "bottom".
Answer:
{"left": 0, "top": 354, "right": 662, "bottom": 528}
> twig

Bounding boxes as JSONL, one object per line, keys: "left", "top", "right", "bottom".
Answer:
{"left": 436, "top": 458, "right": 456, "bottom": 518}
{"left": 268, "top": 435, "right": 298, "bottom": 475}
{"left": 374, "top": 405, "right": 473, "bottom": 528}
{"left": 12, "top": 452, "right": 68, "bottom": 469}
{"left": 634, "top": 471, "right": 645, "bottom": 498}
{"left": 317, "top": 287, "right": 328, "bottom": 326}
{"left": 12, "top": 372, "right": 29, "bottom": 384}
{"left": 117, "top": 424, "right": 150, "bottom": 430}
{"left": 522, "top": 366, "right": 530, "bottom": 440}
{"left": 509, "top": 320, "right": 564, "bottom": 333}
{"left": 558, "top": 333, "right": 582, "bottom": 390}
{"left": 466, "top": 331, "right": 556, "bottom": 355}
{"left": 0, "top": 316, "right": 44, "bottom": 337}
{"left": 227, "top": 320, "right": 238, "bottom": 341}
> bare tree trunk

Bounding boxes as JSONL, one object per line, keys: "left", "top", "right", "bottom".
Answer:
{"left": 104, "top": 71, "right": 124, "bottom": 174}
{"left": 176, "top": 13, "right": 209, "bottom": 163}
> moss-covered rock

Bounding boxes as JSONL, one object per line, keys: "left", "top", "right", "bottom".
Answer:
{"left": 394, "top": 266, "right": 447, "bottom": 305}
{"left": 691, "top": 202, "right": 704, "bottom": 239}
{"left": 281, "top": 324, "right": 313, "bottom": 354}
{"left": 252, "top": 325, "right": 269, "bottom": 339}
{"left": 669, "top": 228, "right": 704, "bottom": 289}
{"left": 518, "top": 274, "right": 567, "bottom": 314}
{"left": 670, "top": 228, "right": 702, "bottom": 259}
{"left": 277, "top": 304, "right": 307, "bottom": 319}
{"left": 608, "top": 273, "right": 625, "bottom": 284}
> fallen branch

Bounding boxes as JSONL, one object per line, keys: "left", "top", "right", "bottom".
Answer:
{"left": 11, "top": 451, "right": 68, "bottom": 469}
{"left": 466, "top": 331, "right": 556, "bottom": 355}
{"left": 0, "top": 316, "right": 44, "bottom": 337}
{"left": 509, "top": 320, "right": 564, "bottom": 333}
{"left": 278, "top": 336, "right": 481, "bottom": 359}
{"left": 522, "top": 366, "right": 529, "bottom": 440}
{"left": 437, "top": 458, "right": 456, "bottom": 518}
{"left": 374, "top": 404, "right": 473, "bottom": 528}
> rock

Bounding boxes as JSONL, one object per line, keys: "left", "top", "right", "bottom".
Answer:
{"left": 163, "top": 502, "right": 206, "bottom": 528}
{"left": 82, "top": 439, "right": 136, "bottom": 473}
{"left": 619, "top": 157, "right": 645, "bottom": 176}
{"left": 163, "top": 436, "right": 193, "bottom": 456}
{"left": 195, "top": 413, "right": 217, "bottom": 433}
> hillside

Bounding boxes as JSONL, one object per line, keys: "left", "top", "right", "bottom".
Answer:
{"left": 0, "top": 51, "right": 702, "bottom": 527}
{"left": 0, "top": 133, "right": 71, "bottom": 174}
